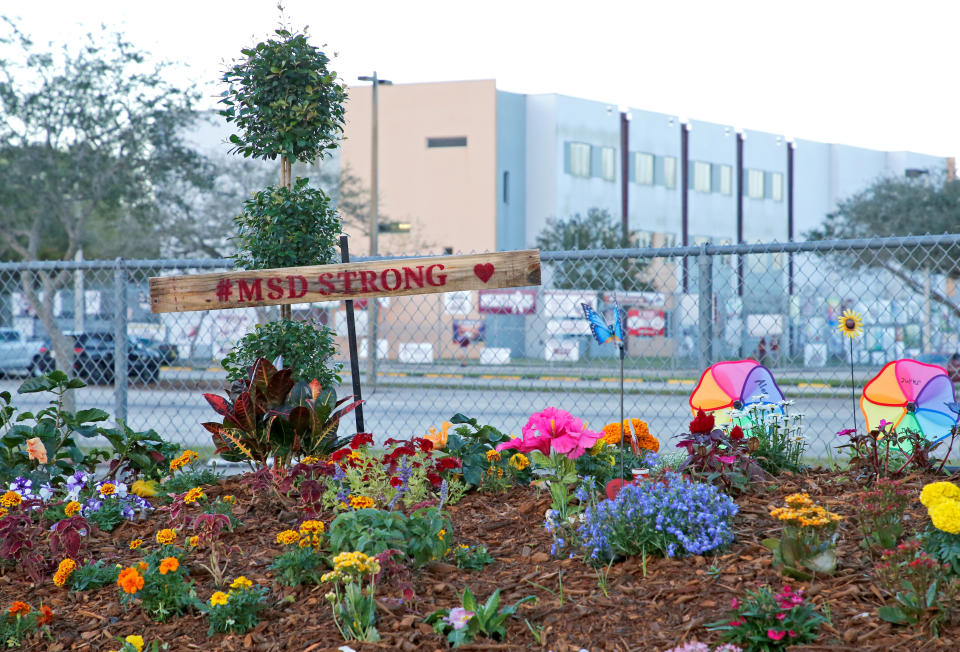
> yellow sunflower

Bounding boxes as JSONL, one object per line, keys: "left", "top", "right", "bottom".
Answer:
{"left": 837, "top": 309, "right": 863, "bottom": 339}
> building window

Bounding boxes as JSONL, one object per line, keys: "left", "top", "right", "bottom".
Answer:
{"left": 502, "top": 171, "right": 509, "bottom": 204}
{"left": 600, "top": 147, "right": 616, "bottom": 181}
{"left": 659, "top": 232, "right": 677, "bottom": 247}
{"left": 569, "top": 142, "right": 591, "bottom": 178}
{"left": 747, "top": 169, "right": 764, "bottom": 199}
{"left": 719, "top": 164, "right": 732, "bottom": 195}
{"left": 634, "top": 153, "right": 654, "bottom": 185}
{"left": 663, "top": 156, "right": 677, "bottom": 189}
{"left": 634, "top": 230, "right": 653, "bottom": 248}
{"left": 771, "top": 172, "right": 784, "bottom": 201}
{"left": 693, "top": 161, "right": 711, "bottom": 193}
{"left": 427, "top": 136, "right": 467, "bottom": 148}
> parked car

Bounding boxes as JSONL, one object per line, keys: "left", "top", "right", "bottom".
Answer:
{"left": 33, "top": 332, "right": 163, "bottom": 385}
{"left": 131, "top": 337, "right": 178, "bottom": 365}
{"left": 0, "top": 328, "right": 45, "bottom": 376}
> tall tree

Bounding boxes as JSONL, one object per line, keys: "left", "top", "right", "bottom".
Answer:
{"left": 536, "top": 208, "right": 649, "bottom": 291}
{"left": 807, "top": 174, "right": 960, "bottom": 318}
{"left": 0, "top": 19, "right": 210, "bottom": 384}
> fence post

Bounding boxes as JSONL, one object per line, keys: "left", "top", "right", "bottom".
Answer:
{"left": 114, "top": 258, "right": 128, "bottom": 425}
{"left": 698, "top": 244, "right": 713, "bottom": 369}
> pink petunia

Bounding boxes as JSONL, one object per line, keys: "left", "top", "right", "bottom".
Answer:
{"left": 730, "top": 597, "right": 739, "bottom": 609}
{"left": 767, "top": 630, "right": 786, "bottom": 641}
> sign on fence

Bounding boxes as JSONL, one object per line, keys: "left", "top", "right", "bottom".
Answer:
{"left": 149, "top": 250, "right": 541, "bottom": 314}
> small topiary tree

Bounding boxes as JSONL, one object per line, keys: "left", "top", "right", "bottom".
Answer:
{"left": 218, "top": 22, "right": 346, "bottom": 383}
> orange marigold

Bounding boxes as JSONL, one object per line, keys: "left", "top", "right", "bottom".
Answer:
{"left": 64, "top": 501, "right": 83, "bottom": 517}
{"left": 8, "top": 601, "right": 30, "bottom": 616}
{"left": 117, "top": 567, "right": 144, "bottom": 594}
{"left": 0, "top": 490, "right": 21, "bottom": 508}
{"left": 129, "top": 538, "right": 143, "bottom": 550}
{"left": 158, "top": 557, "right": 179, "bottom": 575}
{"left": 184, "top": 487, "right": 204, "bottom": 504}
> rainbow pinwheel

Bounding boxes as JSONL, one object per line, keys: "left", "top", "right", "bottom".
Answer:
{"left": 860, "top": 359, "right": 959, "bottom": 444}
{"left": 689, "top": 359, "right": 785, "bottom": 424}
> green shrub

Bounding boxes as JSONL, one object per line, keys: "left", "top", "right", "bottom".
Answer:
{"left": 329, "top": 507, "right": 452, "bottom": 566}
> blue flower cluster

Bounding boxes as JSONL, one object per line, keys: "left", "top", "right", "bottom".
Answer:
{"left": 576, "top": 473, "right": 738, "bottom": 563}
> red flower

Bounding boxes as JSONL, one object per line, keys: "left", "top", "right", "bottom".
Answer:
{"left": 688, "top": 409, "right": 715, "bottom": 434}
{"left": 415, "top": 438, "right": 434, "bottom": 452}
{"left": 331, "top": 449, "right": 350, "bottom": 462}
{"left": 394, "top": 445, "right": 416, "bottom": 457}
{"left": 767, "top": 630, "right": 786, "bottom": 641}
{"left": 436, "top": 457, "right": 461, "bottom": 471}
{"left": 729, "top": 425, "right": 744, "bottom": 441}
{"left": 412, "top": 462, "right": 422, "bottom": 468}
{"left": 37, "top": 605, "right": 53, "bottom": 626}
{"left": 788, "top": 630, "right": 796, "bottom": 637}
{"left": 426, "top": 472, "right": 442, "bottom": 487}
{"left": 729, "top": 618, "right": 745, "bottom": 627}
{"left": 384, "top": 438, "right": 401, "bottom": 446}
{"left": 390, "top": 477, "right": 402, "bottom": 488}
{"left": 350, "top": 433, "right": 374, "bottom": 449}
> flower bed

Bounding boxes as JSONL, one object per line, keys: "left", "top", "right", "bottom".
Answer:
{"left": 3, "top": 469, "right": 960, "bottom": 650}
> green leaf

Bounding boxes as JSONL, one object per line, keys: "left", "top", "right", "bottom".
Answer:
{"left": 17, "top": 376, "right": 56, "bottom": 394}
{"left": 75, "top": 408, "right": 110, "bottom": 423}
{"left": 877, "top": 605, "right": 911, "bottom": 624}
{"left": 461, "top": 587, "right": 477, "bottom": 613}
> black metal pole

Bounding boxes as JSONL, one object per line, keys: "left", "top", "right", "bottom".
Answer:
{"left": 787, "top": 142, "right": 796, "bottom": 359}
{"left": 339, "top": 235, "right": 365, "bottom": 434}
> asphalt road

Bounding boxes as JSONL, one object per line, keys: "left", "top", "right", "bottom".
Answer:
{"left": 1, "top": 377, "right": 882, "bottom": 463}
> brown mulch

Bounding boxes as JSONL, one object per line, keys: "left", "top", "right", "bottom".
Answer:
{"left": 5, "top": 470, "right": 960, "bottom": 651}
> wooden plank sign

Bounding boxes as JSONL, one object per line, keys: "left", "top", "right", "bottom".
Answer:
{"left": 149, "top": 250, "right": 541, "bottom": 314}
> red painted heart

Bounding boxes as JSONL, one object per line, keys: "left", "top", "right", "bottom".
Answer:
{"left": 473, "top": 263, "right": 494, "bottom": 283}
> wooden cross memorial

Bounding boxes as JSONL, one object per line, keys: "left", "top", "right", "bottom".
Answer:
{"left": 149, "top": 240, "right": 541, "bottom": 432}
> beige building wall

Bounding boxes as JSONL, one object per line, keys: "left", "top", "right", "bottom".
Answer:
{"left": 340, "top": 79, "right": 499, "bottom": 257}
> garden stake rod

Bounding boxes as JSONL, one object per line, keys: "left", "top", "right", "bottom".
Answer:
{"left": 619, "top": 340, "right": 625, "bottom": 483}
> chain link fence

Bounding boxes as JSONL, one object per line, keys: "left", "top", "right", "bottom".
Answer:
{"left": 3, "top": 234, "right": 960, "bottom": 462}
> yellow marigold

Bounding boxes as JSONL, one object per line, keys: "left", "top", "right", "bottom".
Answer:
{"left": 276, "top": 530, "right": 300, "bottom": 545}
{"left": 183, "top": 487, "right": 204, "bottom": 504}
{"left": 301, "top": 456, "right": 321, "bottom": 465}
{"left": 230, "top": 576, "right": 253, "bottom": 590}
{"left": 209, "top": 591, "right": 229, "bottom": 607}
{"left": 124, "top": 635, "right": 145, "bottom": 652}
{"left": 486, "top": 449, "right": 502, "bottom": 462}
{"left": 509, "top": 453, "right": 530, "bottom": 471}
{"left": 158, "top": 557, "right": 179, "bottom": 575}
{"left": 64, "top": 501, "right": 82, "bottom": 517}
{"left": 0, "top": 508, "right": 7, "bottom": 519}
{"left": 929, "top": 499, "right": 960, "bottom": 535}
{"left": 129, "top": 538, "right": 143, "bottom": 550}
{"left": 99, "top": 483, "right": 116, "bottom": 496}
{"left": 117, "top": 567, "right": 144, "bottom": 594}
{"left": 188, "top": 536, "right": 199, "bottom": 547}
{"left": 1, "top": 490, "right": 22, "bottom": 508}
{"left": 299, "top": 520, "right": 325, "bottom": 534}
{"left": 920, "top": 482, "right": 960, "bottom": 508}
{"left": 349, "top": 495, "right": 375, "bottom": 510}
{"left": 222, "top": 495, "right": 236, "bottom": 504}
{"left": 156, "top": 528, "right": 176, "bottom": 545}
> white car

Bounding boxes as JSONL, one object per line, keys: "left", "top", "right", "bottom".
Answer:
{"left": 0, "top": 328, "right": 44, "bottom": 376}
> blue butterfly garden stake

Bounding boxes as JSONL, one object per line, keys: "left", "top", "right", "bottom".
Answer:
{"left": 581, "top": 298, "right": 628, "bottom": 480}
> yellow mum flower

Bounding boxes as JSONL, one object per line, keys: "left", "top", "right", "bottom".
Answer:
{"left": 230, "top": 576, "right": 253, "bottom": 590}
{"left": 920, "top": 481, "right": 960, "bottom": 508}
{"left": 509, "top": 453, "right": 530, "bottom": 471}
{"left": 130, "top": 479, "right": 159, "bottom": 498}
{"left": 209, "top": 591, "right": 229, "bottom": 606}
{"left": 929, "top": 499, "right": 960, "bottom": 534}
{"left": 124, "top": 635, "right": 145, "bottom": 652}
{"left": 156, "top": 528, "right": 176, "bottom": 545}
{"left": 784, "top": 493, "right": 813, "bottom": 508}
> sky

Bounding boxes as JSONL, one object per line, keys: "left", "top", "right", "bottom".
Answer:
{"left": 6, "top": 0, "right": 959, "bottom": 158}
